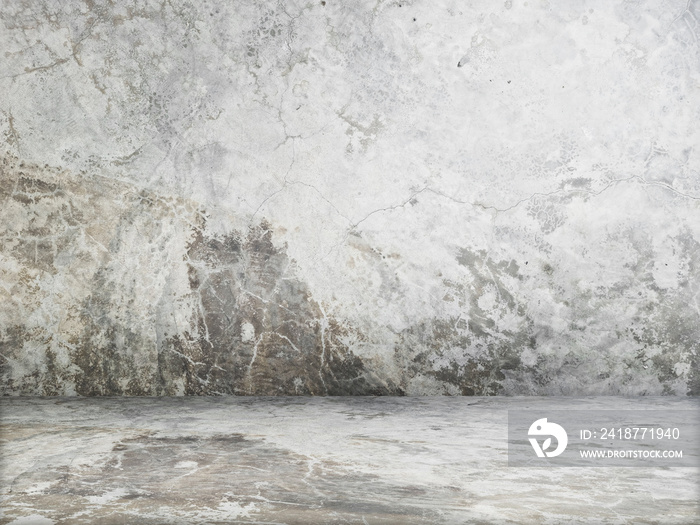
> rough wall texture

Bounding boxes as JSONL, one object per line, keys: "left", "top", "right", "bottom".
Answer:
{"left": 1, "top": 0, "right": 699, "bottom": 395}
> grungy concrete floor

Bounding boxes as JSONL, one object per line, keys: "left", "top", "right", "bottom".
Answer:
{"left": 0, "top": 397, "right": 698, "bottom": 525}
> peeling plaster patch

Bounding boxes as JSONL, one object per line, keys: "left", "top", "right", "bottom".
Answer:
{"left": 240, "top": 322, "right": 255, "bottom": 343}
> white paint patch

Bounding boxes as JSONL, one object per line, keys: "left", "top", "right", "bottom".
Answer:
{"left": 7, "top": 516, "right": 56, "bottom": 525}
{"left": 651, "top": 239, "right": 683, "bottom": 290}
{"left": 86, "top": 487, "right": 130, "bottom": 504}
{"left": 174, "top": 460, "right": 198, "bottom": 469}
{"left": 217, "top": 500, "right": 256, "bottom": 518}
{"left": 674, "top": 362, "right": 690, "bottom": 377}
{"left": 240, "top": 322, "right": 255, "bottom": 343}
{"left": 24, "top": 481, "right": 54, "bottom": 495}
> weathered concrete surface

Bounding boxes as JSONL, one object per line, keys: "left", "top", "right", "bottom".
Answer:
{"left": 2, "top": 0, "right": 700, "bottom": 395}
{"left": 1, "top": 397, "right": 698, "bottom": 524}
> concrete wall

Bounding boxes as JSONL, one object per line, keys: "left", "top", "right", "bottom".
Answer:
{"left": 1, "top": 0, "right": 698, "bottom": 395}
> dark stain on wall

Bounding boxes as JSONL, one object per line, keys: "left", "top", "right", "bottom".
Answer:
{"left": 393, "top": 248, "right": 532, "bottom": 395}
{"left": 1, "top": 156, "right": 697, "bottom": 396}
{"left": 160, "top": 218, "right": 397, "bottom": 395}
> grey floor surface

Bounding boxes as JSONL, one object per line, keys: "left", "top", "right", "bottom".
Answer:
{"left": 1, "top": 397, "right": 698, "bottom": 524}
